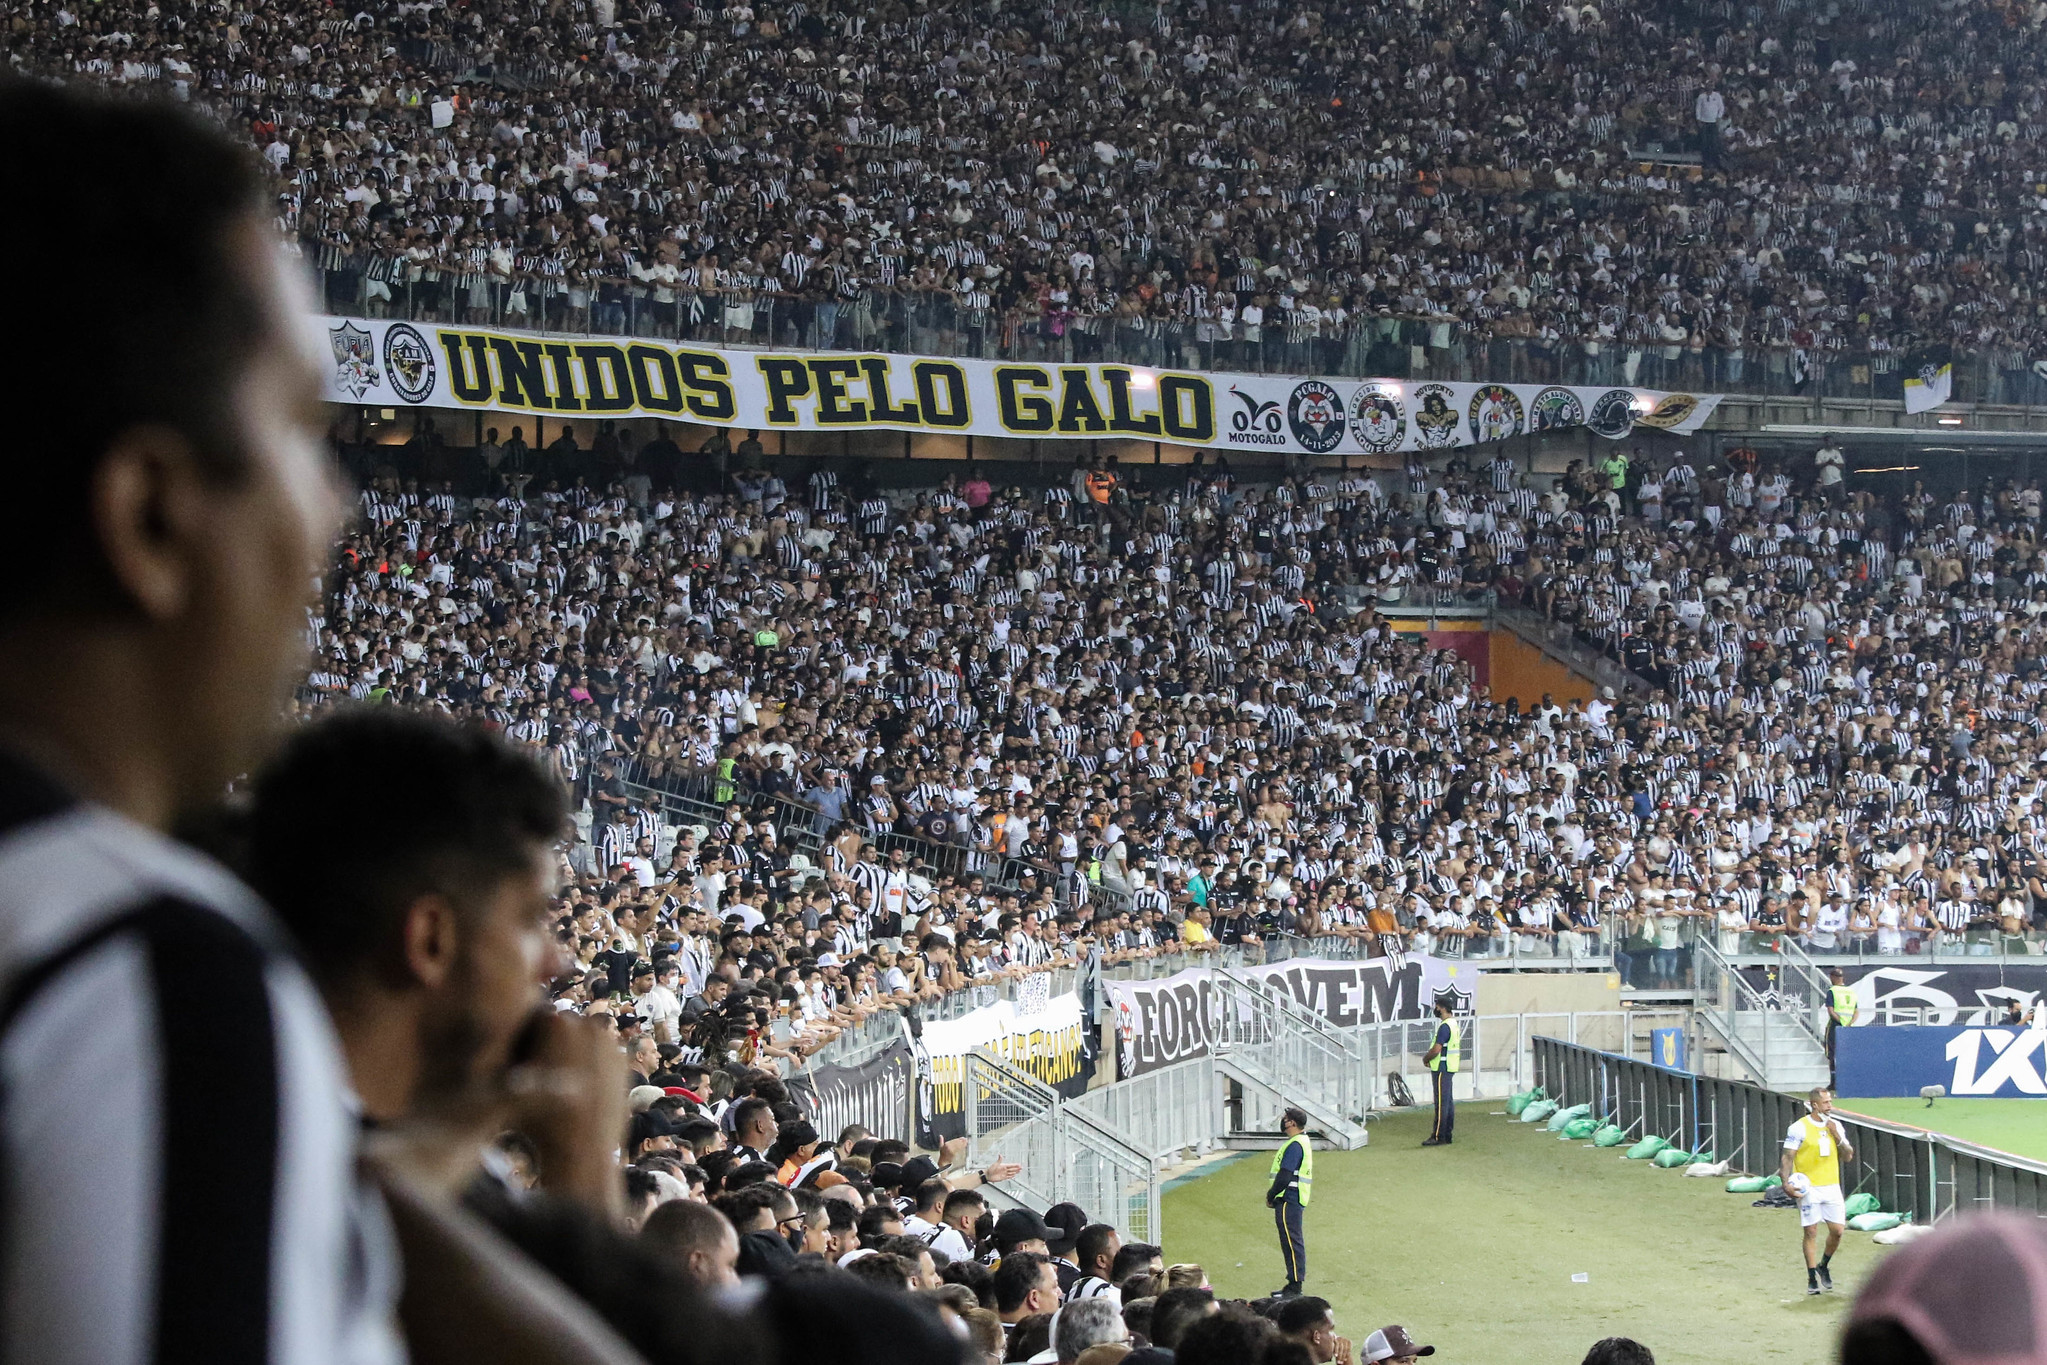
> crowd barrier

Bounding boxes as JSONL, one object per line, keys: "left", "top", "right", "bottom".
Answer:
{"left": 1530, "top": 1037, "right": 2047, "bottom": 1226}
{"left": 320, "top": 272, "right": 2047, "bottom": 409}
{"left": 938, "top": 1007, "right": 1684, "bottom": 1241}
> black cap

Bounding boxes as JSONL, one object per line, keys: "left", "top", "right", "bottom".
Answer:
{"left": 1042, "top": 1202, "right": 1089, "bottom": 1256}
{"left": 870, "top": 1161, "right": 905, "bottom": 1191}
{"left": 899, "top": 1156, "right": 942, "bottom": 1188}
{"left": 993, "top": 1207, "right": 1052, "bottom": 1250}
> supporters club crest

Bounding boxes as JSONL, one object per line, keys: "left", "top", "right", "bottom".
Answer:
{"left": 1412, "top": 383, "right": 1461, "bottom": 447}
{"left": 1529, "top": 387, "right": 1585, "bottom": 432}
{"left": 1349, "top": 382, "right": 1406, "bottom": 452}
{"left": 1635, "top": 392, "right": 1700, "bottom": 431}
{"left": 329, "top": 321, "right": 381, "bottom": 400}
{"left": 1588, "top": 388, "right": 1638, "bottom": 439}
{"left": 382, "top": 323, "right": 438, "bottom": 404}
{"left": 1467, "top": 384, "right": 1524, "bottom": 443}
{"left": 1286, "top": 380, "right": 1346, "bottom": 454}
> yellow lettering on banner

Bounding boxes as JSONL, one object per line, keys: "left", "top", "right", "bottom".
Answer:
{"left": 442, "top": 333, "right": 493, "bottom": 403}
{"left": 913, "top": 361, "right": 972, "bottom": 428}
{"left": 807, "top": 357, "right": 868, "bottom": 424}
{"left": 1057, "top": 368, "right": 1109, "bottom": 433}
{"left": 625, "top": 344, "right": 684, "bottom": 414}
{"left": 1160, "top": 375, "right": 1217, "bottom": 442}
{"left": 996, "top": 366, "right": 1055, "bottom": 432}
{"left": 860, "top": 357, "right": 922, "bottom": 424}
{"left": 486, "top": 335, "right": 554, "bottom": 410}
{"left": 540, "top": 343, "right": 585, "bottom": 411}
{"left": 677, "top": 350, "right": 736, "bottom": 421}
{"left": 574, "top": 344, "right": 635, "bottom": 412}
{"left": 757, "top": 356, "right": 812, "bottom": 425}
{"left": 1102, "top": 368, "right": 1163, "bottom": 436}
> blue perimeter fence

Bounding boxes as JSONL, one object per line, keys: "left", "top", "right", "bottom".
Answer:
{"left": 1531, "top": 1037, "right": 2047, "bottom": 1227}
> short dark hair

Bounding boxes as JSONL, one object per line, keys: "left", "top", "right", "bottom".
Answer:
{"left": 1110, "top": 1242, "right": 1159, "bottom": 1283}
{"left": 1581, "top": 1339, "right": 1658, "bottom": 1365}
{"left": 1, "top": 81, "right": 273, "bottom": 614}
{"left": 244, "top": 710, "right": 565, "bottom": 981}
{"left": 941, "top": 1188, "right": 987, "bottom": 1220}
{"left": 914, "top": 1178, "right": 951, "bottom": 1213}
{"left": 1273, "top": 1296, "right": 1334, "bottom": 1336}
{"left": 1076, "top": 1223, "right": 1119, "bottom": 1271}
{"left": 731, "top": 1096, "right": 773, "bottom": 1134}
{"left": 992, "top": 1251, "right": 1052, "bottom": 1314}
{"left": 1176, "top": 1306, "right": 1277, "bottom": 1365}
{"left": 843, "top": 1251, "right": 915, "bottom": 1293}
{"left": 640, "top": 1198, "right": 733, "bottom": 1259}
{"left": 938, "top": 1257, "right": 994, "bottom": 1307}
{"left": 1151, "top": 1287, "right": 1217, "bottom": 1351}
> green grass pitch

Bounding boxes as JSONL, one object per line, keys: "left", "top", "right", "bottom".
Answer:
{"left": 1161, "top": 1107, "right": 1888, "bottom": 1365}
{"left": 1836, "top": 1097, "right": 2047, "bottom": 1162}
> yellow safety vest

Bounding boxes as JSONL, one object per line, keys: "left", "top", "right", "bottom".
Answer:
{"left": 1791, "top": 1114, "right": 1842, "bottom": 1188}
{"left": 1269, "top": 1133, "right": 1313, "bottom": 1206}
{"left": 1828, "top": 986, "right": 1856, "bottom": 1021}
{"left": 1429, "top": 1018, "right": 1461, "bottom": 1073}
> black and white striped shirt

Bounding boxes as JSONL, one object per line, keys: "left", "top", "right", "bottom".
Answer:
{"left": 0, "top": 753, "right": 402, "bottom": 1365}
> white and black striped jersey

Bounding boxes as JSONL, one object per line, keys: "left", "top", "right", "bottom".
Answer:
{"left": 0, "top": 753, "right": 402, "bottom": 1365}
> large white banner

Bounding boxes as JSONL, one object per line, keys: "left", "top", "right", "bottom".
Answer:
{"left": 1104, "top": 954, "right": 1478, "bottom": 1078}
{"left": 321, "top": 315, "right": 1723, "bottom": 453}
{"left": 917, "top": 990, "right": 1093, "bottom": 1143}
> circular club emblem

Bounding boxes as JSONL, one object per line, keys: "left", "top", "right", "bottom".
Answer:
{"left": 1636, "top": 392, "right": 1700, "bottom": 431}
{"left": 382, "top": 323, "right": 438, "bottom": 404}
{"left": 1412, "top": 383, "right": 1461, "bottom": 447}
{"left": 1349, "top": 382, "right": 1406, "bottom": 452}
{"left": 1588, "top": 388, "right": 1638, "bottom": 439}
{"left": 1467, "top": 384, "right": 1524, "bottom": 443}
{"left": 1286, "top": 380, "right": 1346, "bottom": 454}
{"left": 1529, "top": 386, "right": 1586, "bottom": 432}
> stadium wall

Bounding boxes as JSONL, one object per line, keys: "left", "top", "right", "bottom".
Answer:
{"left": 1488, "top": 628, "right": 1596, "bottom": 707}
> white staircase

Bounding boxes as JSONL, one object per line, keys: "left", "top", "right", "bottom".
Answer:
{"left": 1210, "top": 972, "right": 1371, "bottom": 1149}
{"left": 1693, "top": 940, "right": 1833, "bottom": 1092}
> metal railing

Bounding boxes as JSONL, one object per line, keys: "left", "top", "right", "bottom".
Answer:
{"left": 962, "top": 1049, "right": 1158, "bottom": 1243}
{"left": 1531, "top": 1037, "right": 2047, "bottom": 1226}
{"left": 317, "top": 273, "right": 2047, "bottom": 412}
{"left": 1209, "top": 970, "right": 1370, "bottom": 1147}
{"left": 1691, "top": 937, "right": 1829, "bottom": 1088}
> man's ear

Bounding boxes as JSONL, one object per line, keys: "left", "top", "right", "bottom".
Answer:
{"left": 92, "top": 426, "right": 214, "bottom": 620}
{"left": 401, "top": 892, "right": 462, "bottom": 989}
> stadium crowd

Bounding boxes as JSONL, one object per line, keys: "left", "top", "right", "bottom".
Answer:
{"left": 307, "top": 424, "right": 2047, "bottom": 1015}
{"left": 18, "top": 0, "right": 2047, "bottom": 390}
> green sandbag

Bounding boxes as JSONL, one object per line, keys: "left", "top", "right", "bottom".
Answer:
{"left": 1592, "top": 1123, "right": 1627, "bottom": 1147}
{"left": 1726, "top": 1175, "right": 1769, "bottom": 1193}
{"left": 1694, "top": 1151, "right": 1715, "bottom": 1163}
{"left": 1844, "top": 1193, "right": 1880, "bottom": 1219}
{"left": 1561, "top": 1116, "right": 1599, "bottom": 1140}
{"left": 1521, "top": 1099, "right": 1559, "bottom": 1123}
{"left": 1505, "top": 1087, "right": 1545, "bottom": 1117}
{"left": 1624, "top": 1135, "right": 1670, "bottom": 1160}
{"left": 1547, "top": 1103, "right": 1593, "bottom": 1132}
{"left": 1764, "top": 1175, "right": 1783, "bottom": 1188}
{"left": 1849, "top": 1212, "right": 1906, "bottom": 1232}
{"left": 1651, "top": 1147, "right": 1693, "bottom": 1167}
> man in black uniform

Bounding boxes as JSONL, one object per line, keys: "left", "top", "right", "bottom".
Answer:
{"left": 1266, "top": 1106, "right": 1313, "bottom": 1298}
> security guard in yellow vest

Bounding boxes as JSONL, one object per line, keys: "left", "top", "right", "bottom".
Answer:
{"left": 1422, "top": 999, "right": 1460, "bottom": 1146}
{"left": 1824, "top": 968, "right": 1858, "bottom": 1078}
{"left": 1265, "top": 1106, "right": 1313, "bottom": 1298}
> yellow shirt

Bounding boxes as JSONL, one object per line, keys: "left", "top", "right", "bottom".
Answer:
{"left": 1181, "top": 920, "right": 1211, "bottom": 946}
{"left": 1784, "top": 1114, "right": 1843, "bottom": 1188}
